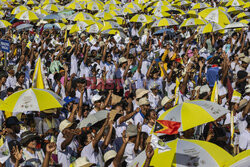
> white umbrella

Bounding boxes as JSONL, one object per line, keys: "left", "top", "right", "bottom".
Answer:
{"left": 225, "top": 22, "right": 248, "bottom": 29}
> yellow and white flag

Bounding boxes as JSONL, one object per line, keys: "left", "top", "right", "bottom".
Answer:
{"left": 66, "top": 38, "right": 72, "bottom": 47}
{"left": 89, "top": 35, "right": 97, "bottom": 45}
{"left": 174, "top": 78, "right": 180, "bottom": 105}
{"left": 231, "top": 90, "right": 241, "bottom": 104}
{"left": 32, "top": 57, "right": 49, "bottom": 89}
{"left": 211, "top": 81, "right": 218, "bottom": 103}
{"left": 26, "top": 40, "right": 32, "bottom": 49}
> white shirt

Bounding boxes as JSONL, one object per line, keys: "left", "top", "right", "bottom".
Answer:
{"left": 142, "top": 124, "right": 152, "bottom": 135}
{"left": 22, "top": 148, "right": 44, "bottom": 167}
{"left": 114, "top": 117, "right": 128, "bottom": 138}
{"left": 70, "top": 54, "right": 78, "bottom": 76}
{"left": 239, "top": 129, "right": 250, "bottom": 150}
{"left": 133, "top": 112, "right": 144, "bottom": 126}
{"left": 81, "top": 142, "right": 103, "bottom": 165}
{"left": 124, "top": 142, "right": 136, "bottom": 166}
{"left": 57, "top": 132, "right": 78, "bottom": 167}
{"left": 55, "top": 84, "right": 66, "bottom": 99}
{"left": 148, "top": 92, "right": 161, "bottom": 109}
{"left": 6, "top": 75, "right": 16, "bottom": 88}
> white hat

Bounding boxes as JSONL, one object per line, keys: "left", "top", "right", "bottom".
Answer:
{"left": 59, "top": 119, "right": 73, "bottom": 132}
{"left": 138, "top": 97, "right": 150, "bottom": 106}
{"left": 161, "top": 96, "right": 172, "bottom": 106}
{"left": 43, "top": 108, "right": 57, "bottom": 114}
{"left": 71, "top": 157, "right": 94, "bottom": 167}
{"left": 136, "top": 89, "right": 149, "bottom": 99}
{"left": 104, "top": 150, "right": 117, "bottom": 163}
{"left": 124, "top": 37, "right": 130, "bottom": 44}
{"left": 242, "top": 57, "right": 250, "bottom": 64}
{"left": 119, "top": 57, "right": 127, "bottom": 64}
{"left": 245, "top": 85, "right": 250, "bottom": 94}
{"left": 199, "top": 85, "right": 210, "bottom": 95}
{"left": 91, "top": 94, "right": 102, "bottom": 104}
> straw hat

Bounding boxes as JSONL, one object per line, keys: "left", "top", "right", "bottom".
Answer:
{"left": 43, "top": 108, "right": 57, "bottom": 114}
{"left": 136, "top": 89, "right": 149, "bottom": 99}
{"left": 138, "top": 97, "right": 150, "bottom": 106}
{"left": 126, "top": 124, "right": 138, "bottom": 137}
{"left": 71, "top": 157, "right": 94, "bottom": 167}
{"left": 161, "top": 96, "right": 173, "bottom": 106}
{"left": 238, "top": 99, "right": 248, "bottom": 111}
{"left": 59, "top": 119, "right": 73, "bottom": 132}
{"left": 242, "top": 57, "right": 250, "bottom": 64}
{"left": 104, "top": 150, "right": 117, "bottom": 163}
{"left": 91, "top": 94, "right": 102, "bottom": 104}
{"left": 119, "top": 57, "right": 127, "bottom": 64}
{"left": 111, "top": 94, "right": 122, "bottom": 106}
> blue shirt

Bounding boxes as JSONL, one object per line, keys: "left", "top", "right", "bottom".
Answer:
{"left": 206, "top": 67, "right": 219, "bottom": 87}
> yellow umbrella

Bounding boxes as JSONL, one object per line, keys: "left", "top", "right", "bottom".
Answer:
{"left": 15, "top": 10, "right": 39, "bottom": 21}
{"left": 0, "top": 20, "right": 11, "bottom": 28}
{"left": 2, "top": 88, "right": 64, "bottom": 114}
{"left": 198, "top": 22, "right": 225, "bottom": 34}
{"left": 130, "top": 14, "right": 153, "bottom": 23}
{"left": 180, "top": 18, "right": 206, "bottom": 27}
{"left": 0, "top": 1, "right": 14, "bottom": 9}
{"left": 123, "top": 2, "right": 142, "bottom": 11}
{"left": 225, "top": 150, "right": 250, "bottom": 167}
{"left": 243, "top": 2, "right": 250, "bottom": 8}
{"left": 86, "top": 21, "right": 103, "bottom": 33}
{"left": 115, "top": 17, "right": 125, "bottom": 25}
{"left": 53, "top": 23, "right": 66, "bottom": 29}
{"left": 68, "top": 12, "right": 94, "bottom": 21}
{"left": 95, "top": 12, "right": 115, "bottom": 20}
{"left": 69, "top": 20, "right": 94, "bottom": 34}
{"left": 152, "top": 18, "right": 178, "bottom": 27}
{"left": 236, "top": 12, "right": 250, "bottom": 19}
{"left": 11, "top": 5, "right": 29, "bottom": 15}
{"left": 42, "top": 0, "right": 59, "bottom": 5}
{"left": 103, "top": 3, "right": 120, "bottom": 11}
{"left": 192, "top": 3, "right": 211, "bottom": 10}
{"left": 86, "top": 1, "right": 103, "bottom": 11}
{"left": 173, "top": 0, "right": 192, "bottom": 7}
{"left": 65, "top": 1, "right": 84, "bottom": 10}
{"left": 154, "top": 12, "right": 171, "bottom": 18}
{"left": 152, "top": 6, "right": 172, "bottom": 13}
{"left": 35, "top": 9, "right": 49, "bottom": 17}
{"left": 150, "top": 139, "right": 233, "bottom": 167}
{"left": 185, "top": 10, "right": 199, "bottom": 17}
{"left": 120, "top": 7, "right": 137, "bottom": 14}
{"left": 102, "top": 21, "right": 122, "bottom": 31}
{"left": 42, "top": 4, "right": 62, "bottom": 12}
{"left": 239, "top": 19, "right": 249, "bottom": 24}
{"left": 0, "top": 11, "right": 4, "bottom": 18}
{"left": 152, "top": 1, "right": 170, "bottom": 7}
{"left": 227, "top": 6, "right": 244, "bottom": 13}
{"left": 27, "top": 0, "right": 39, "bottom": 5}
{"left": 199, "top": 8, "right": 232, "bottom": 25}
{"left": 158, "top": 100, "right": 229, "bottom": 132}
{"left": 106, "top": 0, "right": 121, "bottom": 5}
{"left": 226, "top": 0, "right": 245, "bottom": 7}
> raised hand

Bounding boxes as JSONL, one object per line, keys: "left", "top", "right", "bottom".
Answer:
{"left": 122, "top": 130, "right": 129, "bottom": 144}
{"left": 46, "top": 142, "right": 57, "bottom": 153}
{"left": 12, "top": 146, "right": 23, "bottom": 161}
{"left": 146, "top": 143, "right": 154, "bottom": 159}
{"left": 137, "top": 123, "right": 142, "bottom": 133}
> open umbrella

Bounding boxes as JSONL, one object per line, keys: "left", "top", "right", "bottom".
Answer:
{"left": 198, "top": 22, "right": 225, "bottom": 34}
{"left": 130, "top": 14, "right": 153, "bottom": 23}
{"left": 41, "top": 0, "right": 59, "bottom": 5}
{"left": 26, "top": 0, "right": 39, "bottom": 5}
{"left": 227, "top": 6, "right": 244, "bottom": 13}
{"left": 225, "top": 150, "right": 250, "bottom": 167}
{"left": 15, "top": 10, "right": 39, "bottom": 21}
{"left": 2, "top": 88, "right": 64, "bottom": 114}
{"left": 0, "top": 20, "right": 11, "bottom": 28}
{"left": 65, "top": 1, "right": 84, "bottom": 10}
{"left": 102, "top": 21, "right": 122, "bottom": 31}
{"left": 158, "top": 100, "right": 229, "bottom": 132}
{"left": 225, "top": 0, "right": 245, "bottom": 7}
{"left": 78, "top": 110, "right": 108, "bottom": 128}
{"left": 123, "top": 2, "right": 142, "bottom": 11}
{"left": 86, "top": 1, "right": 103, "bottom": 11}
{"left": 180, "top": 18, "right": 206, "bottom": 27}
{"left": 243, "top": 2, "right": 250, "bottom": 8}
{"left": 236, "top": 12, "right": 250, "bottom": 19}
{"left": 16, "top": 23, "right": 33, "bottom": 31}
{"left": 95, "top": 12, "right": 115, "bottom": 20}
{"left": 86, "top": 21, "right": 103, "bottom": 33}
{"left": 152, "top": 18, "right": 178, "bottom": 27}
{"left": 68, "top": 12, "right": 94, "bottom": 21}
{"left": 154, "top": 12, "right": 171, "bottom": 18}
{"left": 101, "top": 29, "right": 126, "bottom": 38}
{"left": 199, "top": 8, "right": 232, "bottom": 25}
{"left": 192, "top": 3, "right": 211, "bottom": 10}
{"left": 224, "top": 22, "right": 248, "bottom": 29}
{"left": 69, "top": 20, "right": 95, "bottom": 34}
{"left": 11, "top": 5, "right": 29, "bottom": 15}
{"left": 0, "top": 11, "right": 4, "bottom": 18}
{"left": 43, "top": 14, "right": 62, "bottom": 20}
{"left": 150, "top": 139, "right": 233, "bottom": 167}
{"left": 42, "top": 4, "right": 62, "bottom": 13}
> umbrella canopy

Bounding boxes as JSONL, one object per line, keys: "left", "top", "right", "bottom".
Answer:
{"left": 130, "top": 14, "right": 153, "bottom": 23}
{"left": 86, "top": 21, "right": 103, "bottom": 33}
{"left": 95, "top": 12, "right": 115, "bottom": 20}
{"left": 198, "top": 22, "right": 225, "bottom": 34}
{"left": 43, "top": 14, "right": 62, "bottom": 20}
{"left": 158, "top": 100, "right": 229, "bottom": 132}
{"left": 150, "top": 139, "right": 233, "bottom": 167}
{"left": 154, "top": 11, "right": 171, "bottom": 18}
{"left": 15, "top": 10, "right": 39, "bottom": 21}
{"left": 153, "top": 28, "right": 175, "bottom": 36}
{"left": 11, "top": 5, "right": 29, "bottom": 15}
{"left": 0, "top": 20, "right": 11, "bottom": 28}
{"left": 103, "top": 3, "right": 120, "bottom": 11}
{"left": 152, "top": 18, "right": 179, "bottom": 27}
{"left": 42, "top": 4, "right": 62, "bottom": 12}
{"left": 199, "top": 8, "right": 232, "bottom": 25}
{"left": 41, "top": 0, "right": 59, "bottom": 5}
{"left": 225, "top": 150, "right": 250, "bottom": 167}
{"left": 180, "top": 18, "right": 206, "bottom": 27}
{"left": 86, "top": 1, "right": 103, "bottom": 11}
{"left": 227, "top": 6, "right": 243, "bottom": 13}
{"left": 16, "top": 23, "right": 33, "bottom": 31}
{"left": 102, "top": 21, "right": 122, "bottom": 31}
{"left": 225, "top": 0, "right": 245, "bottom": 7}
{"left": 3, "top": 88, "right": 64, "bottom": 114}
{"left": 34, "top": 9, "right": 49, "bottom": 17}
{"left": 26, "top": 0, "right": 39, "bottom": 5}
{"left": 124, "top": 2, "right": 142, "bottom": 11}
{"left": 243, "top": 2, "right": 250, "bottom": 8}
{"left": 192, "top": 3, "right": 211, "bottom": 10}
{"left": 65, "top": 1, "right": 84, "bottom": 10}
{"left": 239, "top": 19, "right": 249, "bottom": 24}
{"left": 236, "top": 12, "right": 250, "bottom": 19}
{"left": 0, "top": 11, "right": 4, "bottom": 18}
{"left": 173, "top": 0, "right": 192, "bottom": 6}
{"left": 106, "top": 0, "right": 121, "bottom": 5}
{"left": 224, "top": 22, "right": 248, "bottom": 29}
{"left": 69, "top": 20, "right": 95, "bottom": 34}
{"left": 101, "top": 29, "right": 126, "bottom": 38}
{"left": 78, "top": 110, "right": 108, "bottom": 128}
{"left": 68, "top": 12, "right": 94, "bottom": 21}
{"left": 152, "top": 1, "right": 170, "bottom": 7}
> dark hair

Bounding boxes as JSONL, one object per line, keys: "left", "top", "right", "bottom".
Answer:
{"left": 54, "top": 73, "right": 62, "bottom": 82}
{"left": 16, "top": 72, "right": 25, "bottom": 80}
{"left": 7, "top": 87, "right": 14, "bottom": 93}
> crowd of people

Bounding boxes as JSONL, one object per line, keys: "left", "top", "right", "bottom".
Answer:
{"left": 0, "top": 0, "right": 249, "bottom": 166}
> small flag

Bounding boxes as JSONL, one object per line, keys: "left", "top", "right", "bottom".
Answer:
{"left": 89, "top": 35, "right": 97, "bottom": 45}
{"left": 154, "top": 120, "right": 181, "bottom": 135}
{"left": 34, "top": 34, "right": 40, "bottom": 44}
{"left": 211, "top": 81, "right": 218, "bottom": 103}
{"left": 66, "top": 38, "right": 72, "bottom": 47}
{"left": 231, "top": 90, "right": 241, "bottom": 104}
{"left": 230, "top": 111, "right": 234, "bottom": 147}
{"left": 26, "top": 40, "right": 31, "bottom": 49}
{"left": 0, "top": 141, "right": 10, "bottom": 164}
{"left": 32, "top": 57, "right": 49, "bottom": 89}
{"left": 174, "top": 78, "right": 180, "bottom": 105}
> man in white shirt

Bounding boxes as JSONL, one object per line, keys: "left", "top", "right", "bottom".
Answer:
{"left": 239, "top": 116, "right": 250, "bottom": 151}
{"left": 133, "top": 97, "right": 150, "bottom": 126}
